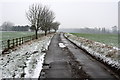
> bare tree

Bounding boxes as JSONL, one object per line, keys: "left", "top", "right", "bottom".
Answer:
{"left": 26, "top": 4, "right": 55, "bottom": 38}
{"left": 1, "top": 21, "right": 14, "bottom": 31}
{"left": 52, "top": 22, "right": 60, "bottom": 32}
{"left": 26, "top": 4, "right": 42, "bottom": 39}
{"left": 40, "top": 8, "right": 55, "bottom": 35}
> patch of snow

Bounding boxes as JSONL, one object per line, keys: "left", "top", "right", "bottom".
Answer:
{"left": 0, "top": 34, "right": 54, "bottom": 79}
{"left": 58, "top": 43, "right": 66, "bottom": 48}
{"left": 25, "top": 53, "right": 45, "bottom": 78}
{"left": 113, "top": 47, "right": 119, "bottom": 50}
{"left": 65, "top": 33, "right": 120, "bottom": 69}
{"left": 32, "top": 53, "right": 45, "bottom": 78}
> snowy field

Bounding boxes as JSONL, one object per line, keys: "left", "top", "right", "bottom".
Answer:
{"left": 65, "top": 33, "right": 120, "bottom": 70}
{"left": 0, "top": 34, "right": 54, "bottom": 79}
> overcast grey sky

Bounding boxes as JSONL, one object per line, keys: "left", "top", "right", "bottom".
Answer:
{"left": 0, "top": 0, "right": 119, "bottom": 29}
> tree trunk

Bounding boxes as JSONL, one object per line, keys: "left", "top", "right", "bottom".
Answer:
{"left": 45, "top": 31, "right": 47, "bottom": 36}
{"left": 35, "top": 30, "right": 38, "bottom": 39}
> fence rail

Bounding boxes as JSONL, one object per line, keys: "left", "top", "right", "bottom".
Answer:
{"left": 2, "top": 33, "right": 45, "bottom": 53}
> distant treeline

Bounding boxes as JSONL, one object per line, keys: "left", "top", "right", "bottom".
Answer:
{"left": 59, "top": 27, "right": 119, "bottom": 34}
{"left": 1, "top": 25, "right": 29, "bottom": 31}
{"left": 11, "top": 25, "right": 29, "bottom": 31}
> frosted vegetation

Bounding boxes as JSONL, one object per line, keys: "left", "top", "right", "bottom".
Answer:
{"left": 65, "top": 33, "right": 120, "bottom": 70}
{"left": 0, "top": 34, "right": 53, "bottom": 79}
{"left": 71, "top": 33, "right": 118, "bottom": 47}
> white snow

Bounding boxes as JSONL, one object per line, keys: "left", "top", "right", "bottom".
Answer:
{"left": 0, "top": 34, "right": 53, "bottom": 79}
{"left": 65, "top": 33, "right": 120, "bottom": 69}
{"left": 32, "top": 53, "right": 45, "bottom": 78}
{"left": 58, "top": 43, "right": 66, "bottom": 48}
{"left": 25, "top": 53, "right": 45, "bottom": 78}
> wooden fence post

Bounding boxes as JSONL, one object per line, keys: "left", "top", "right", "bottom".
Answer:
{"left": 19, "top": 38, "right": 21, "bottom": 45}
{"left": 16, "top": 38, "right": 18, "bottom": 46}
{"left": 13, "top": 39, "right": 14, "bottom": 47}
{"left": 7, "top": 39, "right": 10, "bottom": 49}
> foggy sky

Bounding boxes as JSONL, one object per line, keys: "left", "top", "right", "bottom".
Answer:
{"left": 0, "top": 0, "right": 119, "bottom": 29}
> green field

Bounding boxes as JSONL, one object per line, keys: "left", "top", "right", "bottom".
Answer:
{"left": 0, "top": 31, "right": 34, "bottom": 41}
{"left": 71, "top": 33, "right": 118, "bottom": 47}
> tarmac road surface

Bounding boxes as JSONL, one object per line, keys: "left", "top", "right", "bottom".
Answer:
{"left": 39, "top": 33, "right": 119, "bottom": 79}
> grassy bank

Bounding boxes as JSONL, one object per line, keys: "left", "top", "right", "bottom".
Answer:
{"left": 71, "top": 33, "right": 118, "bottom": 47}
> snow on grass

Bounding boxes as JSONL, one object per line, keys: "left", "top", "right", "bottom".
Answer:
{"left": 32, "top": 53, "right": 45, "bottom": 78}
{"left": 0, "top": 34, "right": 53, "bottom": 79}
{"left": 25, "top": 53, "right": 45, "bottom": 78}
{"left": 65, "top": 33, "right": 120, "bottom": 69}
{"left": 58, "top": 43, "right": 66, "bottom": 48}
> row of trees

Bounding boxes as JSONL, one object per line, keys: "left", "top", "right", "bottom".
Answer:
{"left": 59, "top": 27, "right": 118, "bottom": 34}
{"left": 12, "top": 25, "right": 29, "bottom": 31}
{"left": 80, "top": 26, "right": 119, "bottom": 34}
{"left": 0, "top": 21, "right": 29, "bottom": 31}
{"left": 80, "top": 27, "right": 111, "bottom": 34}
{"left": 26, "top": 4, "right": 60, "bottom": 39}
{"left": 0, "top": 21, "right": 59, "bottom": 32}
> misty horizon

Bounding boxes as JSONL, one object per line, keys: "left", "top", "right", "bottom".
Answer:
{"left": 0, "top": 0, "right": 119, "bottom": 29}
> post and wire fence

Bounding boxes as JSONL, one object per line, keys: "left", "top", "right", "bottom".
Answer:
{"left": 2, "top": 33, "right": 45, "bottom": 53}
